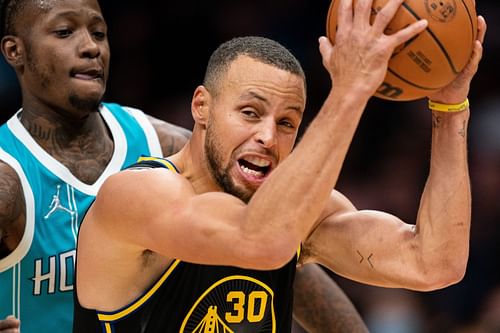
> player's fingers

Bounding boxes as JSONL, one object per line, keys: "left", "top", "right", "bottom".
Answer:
{"left": 389, "top": 19, "right": 427, "bottom": 49}
{"left": 371, "top": 0, "right": 405, "bottom": 33}
{"left": 353, "top": 0, "right": 374, "bottom": 28}
{"left": 318, "top": 36, "right": 335, "bottom": 69}
{"left": 477, "top": 15, "right": 487, "bottom": 44}
{"left": 457, "top": 15, "right": 486, "bottom": 78}
{"left": 462, "top": 39, "right": 484, "bottom": 77}
{"left": 337, "top": 0, "right": 354, "bottom": 34}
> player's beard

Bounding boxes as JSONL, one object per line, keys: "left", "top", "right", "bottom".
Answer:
{"left": 205, "top": 120, "right": 253, "bottom": 203}
{"left": 68, "top": 92, "right": 102, "bottom": 113}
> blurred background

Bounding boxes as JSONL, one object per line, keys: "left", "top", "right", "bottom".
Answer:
{"left": 1, "top": 0, "right": 499, "bottom": 332}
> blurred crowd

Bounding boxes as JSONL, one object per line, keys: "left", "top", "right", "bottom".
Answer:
{"left": 1, "top": 1, "right": 499, "bottom": 332}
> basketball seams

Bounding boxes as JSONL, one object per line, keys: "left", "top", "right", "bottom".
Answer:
{"left": 325, "top": 0, "right": 477, "bottom": 100}
{"left": 459, "top": 0, "right": 477, "bottom": 51}
{"left": 402, "top": 2, "right": 459, "bottom": 75}
{"left": 387, "top": 67, "right": 439, "bottom": 90}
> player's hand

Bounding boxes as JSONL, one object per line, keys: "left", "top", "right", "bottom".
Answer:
{"left": 0, "top": 316, "right": 20, "bottom": 333}
{"left": 319, "top": 0, "right": 427, "bottom": 98}
{"left": 427, "top": 15, "right": 487, "bottom": 104}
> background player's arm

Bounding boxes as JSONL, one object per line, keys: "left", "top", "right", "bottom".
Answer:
{"left": 0, "top": 161, "right": 25, "bottom": 259}
{"left": 146, "top": 115, "right": 191, "bottom": 157}
{"left": 293, "top": 263, "right": 368, "bottom": 333}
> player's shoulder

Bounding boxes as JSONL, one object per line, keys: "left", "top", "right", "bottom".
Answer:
{"left": 101, "top": 156, "right": 187, "bottom": 199}
{"left": 0, "top": 160, "right": 24, "bottom": 234}
{"left": 0, "top": 159, "right": 21, "bottom": 187}
{"left": 147, "top": 116, "right": 191, "bottom": 140}
{"left": 93, "top": 157, "right": 191, "bottom": 222}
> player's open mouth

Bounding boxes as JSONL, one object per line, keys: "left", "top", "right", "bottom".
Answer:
{"left": 238, "top": 157, "right": 272, "bottom": 179}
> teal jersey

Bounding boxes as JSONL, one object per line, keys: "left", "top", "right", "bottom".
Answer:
{"left": 0, "top": 103, "right": 162, "bottom": 333}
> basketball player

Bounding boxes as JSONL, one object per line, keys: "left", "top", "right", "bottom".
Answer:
{"left": 73, "top": 0, "right": 487, "bottom": 330}
{"left": 0, "top": 0, "right": 369, "bottom": 332}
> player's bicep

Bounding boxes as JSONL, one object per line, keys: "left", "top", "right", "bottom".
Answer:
{"left": 304, "top": 192, "right": 417, "bottom": 287}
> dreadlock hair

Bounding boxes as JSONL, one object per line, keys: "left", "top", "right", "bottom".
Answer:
{"left": 0, "top": 0, "right": 29, "bottom": 39}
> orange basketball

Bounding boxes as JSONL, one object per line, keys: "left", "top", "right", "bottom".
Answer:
{"left": 326, "top": 0, "right": 477, "bottom": 101}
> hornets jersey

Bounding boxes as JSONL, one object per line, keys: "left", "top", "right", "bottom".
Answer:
{"left": 0, "top": 103, "right": 162, "bottom": 333}
{"left": 73, "top": 157, "right": 298, "bottom": 333}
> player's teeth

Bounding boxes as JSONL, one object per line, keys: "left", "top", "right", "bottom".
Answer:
{"left": 245, "top": 157, "right": 270, "bottom": 167}
{"left": 240, "top": 165, "right": 263, "bottom": 177}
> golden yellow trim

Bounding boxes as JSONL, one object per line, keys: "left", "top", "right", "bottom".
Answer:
{"left": 428, "top": 98, "right": 469, "bottom": 112}
{"left": 179, "top": 275, "right": 276, "bottom": 332}
{"left": 104, "top": 322, "right": 112, "bottom": 333}
{"left": 137, "top": 156, "right": 178, "bottom": 173}
{"left": 98, "top": 260, "right": 181, "bottom": 322}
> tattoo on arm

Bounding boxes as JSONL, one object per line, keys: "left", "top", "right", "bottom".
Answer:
{"left": 458, "top": 120, "right": 466, "bottom": 138}
{"left": 161, "top": 131, "right": 190, "bottom": 156}
{"left": 432, "top": 114, "right": 441, "bottom": 129}
{"left": 432, "top": 115, "right": 467, "bottom": 139}
{"left": 0, "top": 163, "right": 26, "bottom": 258}
{"left": 357, "top": 251, "right": 374, "bottom": 268}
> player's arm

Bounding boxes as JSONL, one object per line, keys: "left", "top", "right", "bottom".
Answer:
{"left": 146, "top": 115, "right": 191, "bottom": 156}
{"left": 293, "top": 263, "right": 368, "bottom": 333}
{"left": 89, "top": 166, "right": 325, "bottom": 270}
{"left": 303, "top": 187, "right": 467, "bottom": 290}
{"left": 302, "top": 17, "right": 486, "bottom": 291}
{"left": 0, "top": 161, "right": 25, "bottom": 259}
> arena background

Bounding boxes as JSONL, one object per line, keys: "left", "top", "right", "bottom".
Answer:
{"left": 1, "top": 1, "right": 499, "bottom": 332}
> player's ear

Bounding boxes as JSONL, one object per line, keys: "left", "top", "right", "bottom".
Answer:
{"left": 1, "top": 36, "right": 24, "bottom": 69}
{"left": 191, "top": 85, "right": 211, "bottom": 128}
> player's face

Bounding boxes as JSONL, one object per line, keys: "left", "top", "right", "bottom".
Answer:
{"left": 205, "top": 56, "right": 306, "bottom": 202}
{"left": 17, "top": 0, "right": 109, "bottom": 116}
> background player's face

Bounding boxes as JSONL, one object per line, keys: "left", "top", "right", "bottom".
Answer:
{"left": 204, "top": 55, "right": 306, "bottom": 202}
{"left": 16, "top": 0, "right": 110, "bottom": 116}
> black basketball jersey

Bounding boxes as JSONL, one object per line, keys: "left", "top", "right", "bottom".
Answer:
{"left": 73, "top": 157, "right": 298, "bottom": 333}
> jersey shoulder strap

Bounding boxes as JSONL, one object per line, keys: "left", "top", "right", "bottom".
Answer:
{"left": 127, "top": 156, "right": 179, "bottom": 173}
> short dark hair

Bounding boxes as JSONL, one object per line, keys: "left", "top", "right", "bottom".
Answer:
{"left": 0, "top": 0, "right": 28, "bottom": 38}
{"left": 203, "top": 36, "right": 306, "bottom": 97}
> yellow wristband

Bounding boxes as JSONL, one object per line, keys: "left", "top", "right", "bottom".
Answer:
{"left": 428, "top": 98, "right": 469, "bottom": 112}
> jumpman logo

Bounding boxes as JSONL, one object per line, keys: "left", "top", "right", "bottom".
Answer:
{"left": 44, "top": 185, "right": 75, "bottom": 219}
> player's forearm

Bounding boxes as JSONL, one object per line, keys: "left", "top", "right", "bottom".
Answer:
{"left": 293, "top": 264, "right": 369, "bottom": 333}
{"left": 415, "top": 109, "right": 471, "bottom": 288}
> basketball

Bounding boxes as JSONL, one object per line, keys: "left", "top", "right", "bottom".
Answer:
{"left": 326, "top": 0, "right": 478, "bottom": 101}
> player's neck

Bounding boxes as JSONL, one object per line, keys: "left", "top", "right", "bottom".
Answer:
{"left": 174, "top": 135, "right": 223, "bottom": 195}
{"left": 20, "top": 107, "right": 106, "bottom": 142}
{"left": 19, "top": 106, "right": 114, "bottom": 181}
